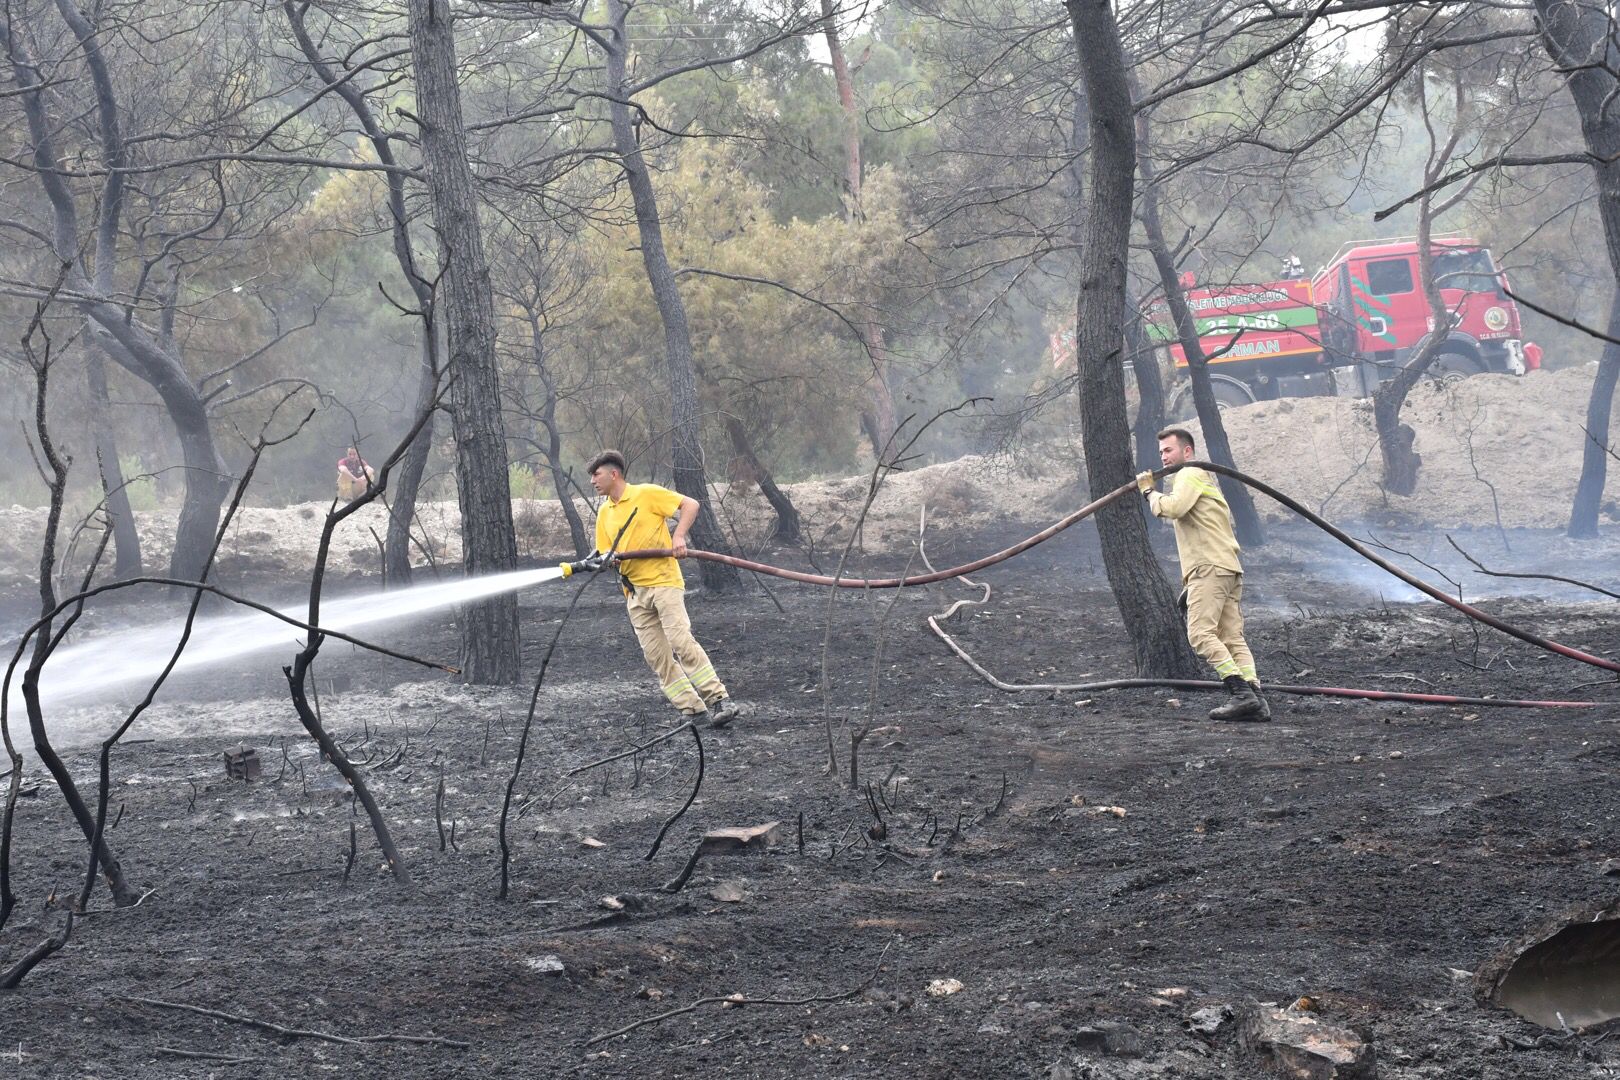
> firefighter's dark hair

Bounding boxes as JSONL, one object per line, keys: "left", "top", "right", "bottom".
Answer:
{"left": 1156, "top": 427, "right": 1196, "bottom": 450}
{"left": 587, "top": 450, "right": 627, "bottom": 476}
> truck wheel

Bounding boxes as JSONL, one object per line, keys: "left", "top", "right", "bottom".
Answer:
{"left": 1419, "top": 350, "right": 1482, "bottom": 387}
{"left": 1211, "top": 376, "right": 1257, "bottom": 409}
{"left": 1168, "top": 376, "right": 1256, "bottom": 421}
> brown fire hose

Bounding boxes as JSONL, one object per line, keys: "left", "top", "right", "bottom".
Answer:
{"left": 606, "top": 461, "right": 1618, "bottom": 706}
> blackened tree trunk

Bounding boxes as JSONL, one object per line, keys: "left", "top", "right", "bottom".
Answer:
{"left": 1066, "top": 0, "right": 1201, "bottom": 678}
{"left": 1537, "top": 0, "right": 1620, "bottom": 538}
{"left": 725, "top": 416, "right": 801, "bottom": 544}
{"left": 1370, "top": 237, "right": 1444, "bottom": 495}
{"left": 1124, "top": 300, "right": 1166, "bottom": 472}
{"left": 1571, "top": 293, "right": 1620, "bottom": 537}
{"left": 528, "top": 316, "right": 590, "bottom": 558}
{"left": 84, "top": 347, "right": 141, "bottom": 578}
{"left": 1134, "top": 134, "right": 1265, "bottom": 545}
{"left": 87, "top": 320, "right": 230, "bottom": 581}
{"left": 604, "top": 0, "right": 740, "bottom": 591}
{"left": 387, "top": 331, "right": 439, "bottom": 584}
{"left": 407, "top": 0, "right": 521, "bottom": 682}
{"left": 1078, "top": 73, "right": 1171, "bottom": 477}
{"left": 1372, "top": 73, "right": 1467, "bottom": 497}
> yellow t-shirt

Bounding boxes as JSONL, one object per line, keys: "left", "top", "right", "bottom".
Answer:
{"left": 1147, "top": 466, "right": 1243, "bottom": 582}
{"left": 596, "top": 483, "right": 686, "bottom": 589}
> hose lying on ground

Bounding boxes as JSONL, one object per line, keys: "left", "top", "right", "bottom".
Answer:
{"left": 920, "top": 558, "right": 1599, "bottom": 710}
{"left": 608, "top": 461, "right": 1618, "bottom": 709}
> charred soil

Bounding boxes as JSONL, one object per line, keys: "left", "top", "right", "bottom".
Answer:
{"left": 2, "top": 518, "right": 1618, "bottom": 1078}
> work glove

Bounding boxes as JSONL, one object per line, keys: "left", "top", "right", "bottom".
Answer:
{"left": 1135, "top": 471, "right": 1157, "bottom": 495}
{"left": 578, "top": 551, "right": 608, "bottom": 573}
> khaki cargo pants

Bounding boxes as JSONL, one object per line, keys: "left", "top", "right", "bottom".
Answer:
{"left": 1184, "top": 566, "right": 1257, "bottom": 683}
{"left": 626, "top": 586, "right": 727, "bottom": 715}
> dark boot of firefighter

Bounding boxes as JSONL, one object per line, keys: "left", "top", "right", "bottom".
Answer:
{"left": 1138, "top": 428, "right": 1270, "bottom": 723}
{"left": 586, "top": 450, "right": 741, "bottom": 729}
{"left": 1210, "top": 676, "right": 1266, "bottom": 722}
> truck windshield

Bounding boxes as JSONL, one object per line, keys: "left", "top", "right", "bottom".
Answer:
{"left": 1432, "top": 248, "right": 1500, "bottom": 293}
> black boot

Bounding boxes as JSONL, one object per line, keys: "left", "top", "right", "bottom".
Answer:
{"left": 1247, "top": 681, "right": 1272, "bottom": 722}
{"left": 1209, "top": 675, "right": 1265, "bottom": 722}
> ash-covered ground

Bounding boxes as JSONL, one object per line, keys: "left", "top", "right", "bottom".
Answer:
{"left": 1, "top": 517, "right": 1618, "bottom": 1078}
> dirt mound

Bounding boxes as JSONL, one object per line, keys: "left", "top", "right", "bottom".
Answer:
{"left": 0, "top": 456, "right": 1076, "bottom": 588}
{"left": 1184, "top": 363, "right": 1619, "bottom": 529}
{"left": 0, "top": 366, "right": 1610, "bottom": 587}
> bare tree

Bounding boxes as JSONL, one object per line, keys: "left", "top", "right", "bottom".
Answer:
{"left": 1125, "top": 298, "right": 1167, "bottom": 471}
{"left": 1535, "top": 0, "right": 1620, "bottom": 537}
{"left": 1067, "top": 0, "right": 1200, "bottom": 678}
{"left": 1570, "top": 292, "right": 1620, "bottom": 538}
{"left": 594, "top": 0, "right": 761, "bottom": 591}
{"left": 407, "top": 0, "right": 521, "bottom": 681}
{"left": 0, "top": 3, "right": 232, "bottom": 582}
{"left": 83, "top": 347, "right": 141, "bottom": 577}
{"left": 492, "top": 227, "right": 593, "bottom": 558}
{"left": 283, "top": 1, "right": 440, "bottom": 586}
{"left": 1371, "top": 65, "right": 1475, "bottom": 496}
{"left": 7, "top": 277, "right": 139, "bottom": 908}
{"left": 1134, "top": 110, "right": 1266, "bottom": 546}
{"left": 819, "top": 0, "right": 898, "bottom": 457}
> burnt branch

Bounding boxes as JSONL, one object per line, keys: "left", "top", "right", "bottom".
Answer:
{"left": 281, "top": 368, "right": 452, "bottom": 890}
{"left": 567, "top": 721, "right": 692, "bottom": 776}
{"left": 643, "top": 722, "right": 703, "bottom": 862}
{"left": 125, "top": 996, "right": 469, "bottom": 1049}
{"left": 498, "top": 510, "right": 640, "bottom": 899}
{"left": 79, "top": 393, "right": 316, "bottom": 911}
{"left": 1446, "top": 535, "right": 1620, "bottom": 601}
{"left": 584, "top": 938, "right": 896, "bottom": 1046}
{"left": 0, "top": 910, "right": 73, "bottom": 990}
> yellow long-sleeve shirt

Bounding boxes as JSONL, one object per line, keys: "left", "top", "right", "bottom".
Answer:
{"left": 1147, "top": 466, "right": 1243, "bottom": 582}
{"left": 595, "top": 483, "right": 686, "bottom": 590}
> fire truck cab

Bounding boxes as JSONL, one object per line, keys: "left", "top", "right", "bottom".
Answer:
{"left": 1312, "top": 236, "right": 1534, "bottom": 394}
{"left": 1150, "top": 235, "right": 1539, "bottom": 420}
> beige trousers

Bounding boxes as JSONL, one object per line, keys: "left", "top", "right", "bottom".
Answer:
{"left": 626, "top": 586, "right": 727, "bottom": 715}
{"left": 1184, "top": 566, "right": 1256, "bottom": 683}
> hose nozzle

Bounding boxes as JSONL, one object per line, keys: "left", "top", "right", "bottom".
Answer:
{"left": 561, "top": 553, "right": 609, "bottom": 577}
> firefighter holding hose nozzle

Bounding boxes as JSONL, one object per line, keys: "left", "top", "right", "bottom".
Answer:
{"left": 575, "top": 450, "right": 740, "bottom": 729}
{"left": 1137, "top": 428, "right": 1271, "bottom": 722}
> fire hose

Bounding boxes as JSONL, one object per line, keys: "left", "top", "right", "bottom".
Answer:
{"left": 560, "top": 462, "right": 1617, "bottom": 709}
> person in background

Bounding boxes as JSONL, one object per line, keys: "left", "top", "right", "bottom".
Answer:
{"left": 336, "top": 446, "right": 374, "bottom": 502}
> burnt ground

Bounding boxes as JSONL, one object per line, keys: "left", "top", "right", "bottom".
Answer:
{"left": 1, "top": 516, "right": 1619, "bottom": 1079}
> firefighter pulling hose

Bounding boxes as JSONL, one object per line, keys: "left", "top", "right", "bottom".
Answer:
{"left": 558, "top": 457, "right": 1616, "bottom": 712}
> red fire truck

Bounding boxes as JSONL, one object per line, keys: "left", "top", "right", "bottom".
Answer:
{"left": 1144, "top": 236, "right": 1541, "bottom": 419}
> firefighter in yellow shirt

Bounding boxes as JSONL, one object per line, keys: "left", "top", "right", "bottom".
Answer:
{"left": 1136, "top": 428, "right": 1270, "bottom": 722}
{"left": 585, "top": 450, "right": 739, "bottom": 728}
